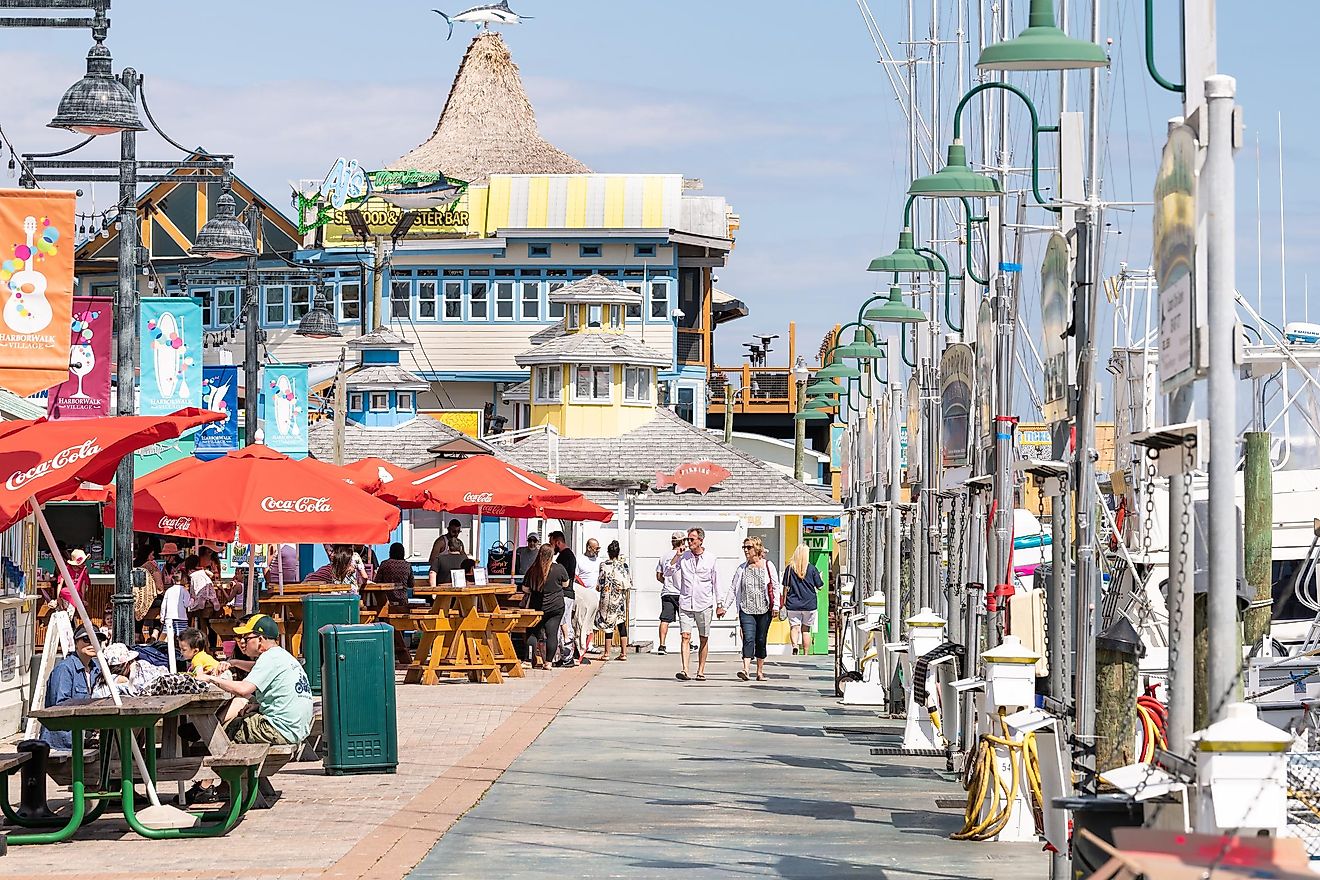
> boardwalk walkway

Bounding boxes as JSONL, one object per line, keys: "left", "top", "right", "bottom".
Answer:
{"left": 410, "top": 652, "right": 1047, "bottom": 879}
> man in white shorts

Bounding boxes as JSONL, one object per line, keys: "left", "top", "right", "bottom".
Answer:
{"left": 675, "top": 527, "right": 724, "bottom": 682}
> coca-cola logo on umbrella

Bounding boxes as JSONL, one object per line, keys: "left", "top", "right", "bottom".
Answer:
{"left": 260, "top": 495, "right": 333, "bottom": 513}
{"left": 158, "top": 515, "right": 192, "bottom": 532}
{"left": 5, "top": 439, "right": 102, "bottom": 491}
{"left": 462, "top": 492, "right": 494, "bottom": 504}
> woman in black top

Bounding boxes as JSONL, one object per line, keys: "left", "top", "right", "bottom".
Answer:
{"left": 524, "top": 544, "right": 569, "bottom": 669}
{"left": 373, "top": 542, "right": 415, "bottom": 666}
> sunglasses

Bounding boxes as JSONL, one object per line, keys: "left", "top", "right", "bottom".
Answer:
{"left": 742, "top": 545, "right": 755, "bottom": 551}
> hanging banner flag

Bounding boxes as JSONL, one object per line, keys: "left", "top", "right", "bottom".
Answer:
{"left": 195, "top": 365, "right": 239, "bottom": 454}
{"left": 262, "top": 364, "right": 307, "bottom": 455}
{"left": 47, "top": 296, "right": 111, "bottom": 420}
{"left": 0, "top": 189, "right": 75, "bottom": 396}
{"left": 139, "top": 297, "right": 202, "bottom": 416}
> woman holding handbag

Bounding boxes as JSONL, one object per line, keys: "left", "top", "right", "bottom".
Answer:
{"left": 782, "top": 543, "right": 824, "bottom": 656}
{"left": 596, "top": 540, "right": 631, "bottom": 661}
{"left": 731, "top": 536, "right": 779, "bottom": 682}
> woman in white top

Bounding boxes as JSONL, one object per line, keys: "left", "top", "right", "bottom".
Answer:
{"left": 730, "top": 536, "right": 780, "bottom": 682}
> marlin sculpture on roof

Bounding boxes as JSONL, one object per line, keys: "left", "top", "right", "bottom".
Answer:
{"left": 432, "top": 2, "right": 533, "bottom": 41}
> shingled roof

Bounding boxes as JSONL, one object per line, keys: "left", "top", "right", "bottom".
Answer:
{"left": 392, "top": 32, "right": 590, "bottom": 184}
{"left": 515, "top": 330, "right": 669, "bottom": 368}
{"left": 308, "top": 416, "right": 489, "bottom": 470}
{"left": 490, "top": 408, "right": 838, "bottom": 513}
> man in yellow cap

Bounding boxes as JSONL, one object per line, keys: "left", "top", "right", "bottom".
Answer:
{"left": 198, "top": 614, "right": 312, "bottom": 745}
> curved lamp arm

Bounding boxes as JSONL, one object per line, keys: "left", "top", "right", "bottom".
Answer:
{"left": 912, "top": 247, "right": 964, "bottom": 334}
{"left": 900, "top": 195, "right": 990, "bottom": 287}
{"left": 951, "top": 81, "right": 1061, "bottom": 213}
{"left": 856, "top": 293, "right": 917, "bottom": 369}
{"left": 1144, "top": 0, "right": 1185, "bottom": 93}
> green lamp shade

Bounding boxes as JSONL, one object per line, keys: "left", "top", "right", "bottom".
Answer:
{"left": 863, "top": 286, "right": 927, "bottom": 324}
{"left": 833, "top": 326, "right": 887, "bottom": 360}
{"left": 807, "top": 377, "right": 846, "bottom": 395}
{"left": 908, "top": 141, "right": 1002, "bottom": 199}
{"left": 815, "top": 361, "right": 862, "bottom": 380}
{"left": 977, "top": 0, "right": 1109, "bottom": 71}
{"left": 794, "top": 408, "right": 831, "bottom": 422}
{"left": 868, "top": 228, "right": 939, "bottom": 273}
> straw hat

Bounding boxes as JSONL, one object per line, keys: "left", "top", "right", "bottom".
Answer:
{"left": 159, "top": 542, "right": 181, "bottom": 556}
{"left": 67, "top": 549, "right": 88, "bottom": 566}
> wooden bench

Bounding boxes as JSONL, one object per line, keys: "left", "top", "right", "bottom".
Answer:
{"left": 0, "top": 752, "right": 30, "bottom": 774}
{"left": 253, "top": 743, "right": 298, "bottom": 809}
{"left": 204, "top": 743, "right": 268, "bottom": 772}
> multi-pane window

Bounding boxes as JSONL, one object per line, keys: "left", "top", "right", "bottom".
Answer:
{"left": 494, "top": 281, "right": 515, "bottom": 320}
{"left": 290, "top": 285, "right": 311, "bottom": 321}
{"left": 547, "top": 281, "right": 565, "bottom": 319}
{"left": 215, "top": 288, "right": 236, "bottom": 327}
{"left": 624, "top": 367, "right": 652, "bottom": 402}
{"left": 521, "top": 281, "right": 540, "bottom": 320}
{"left": 340, "top": 282, "right": 361, "bottom": 323}
{"left": 444, "top": 281, "right": 463, "bottom": 320}
{"left": 468, "top": 281, "right": 488, "bottom": 320}
{"left": 369, "top": 391, "right": 389, "bottom": 411}
{"left": 625, "top": 284, "right": 642, "bottom": 319}
{"left": 390, "top": 279, "right": 411, "bottom": 318}
{"left": 198, "top": 289, "right": 212, "bottom": 327}
{"left": 263, "top": 285, "right": 286, "bottom": 325}
{"left": 534, "top": 366, "right": 562, "bottom": 403}
{"left": 398, "top": 391, "right": 415, "bottom": 411}
{"left": 573, "top": 365, "right": 611, "bottom": 402}
{"left": 650, "top": 281, "right": 668, "bottom": 319}
{"left": 417, "top": 280, "right": 437, "bottom": 320}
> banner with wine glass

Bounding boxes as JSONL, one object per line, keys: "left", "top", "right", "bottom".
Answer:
{"left": 139, "top": 297, "right": 202, "bottom": 416}
{"left": 0, "top": 189, "right": 75, "bottom": 396}
{"left": 195, "top": 365, "right": 239, "bottom": 456}
{"left": 47, "top": 296, "right": 112, "bottom": 420}
{"left": 261, "top": 364, "right": 307, "bottom": 455}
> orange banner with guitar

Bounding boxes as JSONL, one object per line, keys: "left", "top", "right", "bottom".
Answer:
{"left": 0, "top": 188, "right": 75, "bottom": 396}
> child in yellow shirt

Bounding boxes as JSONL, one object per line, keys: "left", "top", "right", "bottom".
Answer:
{"left": 178, "top": 627, "right": 222, "bottom": 674}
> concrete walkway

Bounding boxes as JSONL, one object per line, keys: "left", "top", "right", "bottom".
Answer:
{"left": 410, "top": 652, "right": 1047, "bottom": 879}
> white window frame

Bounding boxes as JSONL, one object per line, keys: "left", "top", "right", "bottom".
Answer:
{"left": 416, "top": 280, "right": 438, "bottom": 320}
{"left": 608, "top": 305, "right": 622, "bottom": 328}
{"left": 624, "top": 366, "right": 653, "bottom": 404}
{"left": 349, "top": 392, "right": 364, "bottom": 411}
{"left": 214, "top": 287, "right": 237, "bottom": 328}
{"left": 369, "top": 391, "right": 390, "bottom": 412}
{"left": 520, "top": 281, "right": 541, "bottom": 320}
{"left": 534, "top": 366, "right": 562, "bottom": 403}
{"left": 649, "top": 280, "right": 668, "bottom": 320}
{"left": 263, "top": 285, "right": 287, "bottom": 326}
{"left": 567, "top": 305, "right": 580, "bottom": 330}
{"left": 572, "top": 364, "right": 612, "bottom": 404}
{"left": 494, "top": 281, "right": 515, "bottom": 321}
{"left": 290, "top": 285, "right": 312, "bottom": 322}
{"left": 547, "top": 281, "right": 565, "bottom": 320}
{"left": 397, "top": 391, "right": 415, "bottom": 411}
{"left": 464, "top": 281, "right": 485, "bottom": 321}
{"left": 339, "top": 281, "right": 361, "bottom": 324}
{"left": 443, "top": 281, "right": 464, "bottom": 321}
{"left": 587, "top": 304, "right": 603, "bottom": 327}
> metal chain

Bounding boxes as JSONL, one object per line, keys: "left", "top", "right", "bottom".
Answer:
{"left": 900, "top": 505, "right": 915, "bottom": 622}
{"left": 1141, "top": 447, "right": 1157, "bottom": 561}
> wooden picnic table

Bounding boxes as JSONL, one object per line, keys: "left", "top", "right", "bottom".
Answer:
{"left": 401, "top": 585, "right": 540, "bottom": 685}
{"left": 3, "top": 692, "right": 263, "bottom": 843}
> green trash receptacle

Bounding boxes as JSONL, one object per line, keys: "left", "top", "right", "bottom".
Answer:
{"left": 320, "top": 623, "right": 397, "bottom": 775}
{"left": 301, "top": 592, "right": 360, "bottom": 695}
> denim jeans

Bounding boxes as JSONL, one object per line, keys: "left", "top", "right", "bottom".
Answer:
{"left": 739, "top": 611, "right": 772, "bottom": 660}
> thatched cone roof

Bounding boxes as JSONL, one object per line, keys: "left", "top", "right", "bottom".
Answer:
{"left": 392, "top": 32, "right": 590, "bottom": 183}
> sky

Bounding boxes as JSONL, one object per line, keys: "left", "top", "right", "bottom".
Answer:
{"left": 0, "top": 1, "right": 1315, "bottom": 381}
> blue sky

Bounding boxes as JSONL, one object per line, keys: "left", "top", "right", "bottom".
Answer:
{"left": 1, "top": 1, "right": 1314, "bottom": 376}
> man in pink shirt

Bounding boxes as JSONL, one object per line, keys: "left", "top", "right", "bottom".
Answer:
{"left": 675, "top": 527, "right": 725, "bottom": 682}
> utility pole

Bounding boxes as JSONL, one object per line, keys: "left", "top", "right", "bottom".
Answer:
{"left": 1204, "top": 74, "right": 1239, "bottom": 720}
{"left": 244, "top": 205, "right": 261, "bottom": 446}
{"left": 371, "top": 235, "right": 387, "bottom": 331}
{"left": 110, "top": 68, "right": 138, "bottom": 647}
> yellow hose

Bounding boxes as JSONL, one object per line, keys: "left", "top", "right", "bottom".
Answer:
{"left": 951, "top": 709, "right": 1044, "bottom": 841}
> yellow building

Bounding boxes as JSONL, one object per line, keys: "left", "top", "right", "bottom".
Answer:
{"left": 515, "top": 275, "right": 670, "bottom": 438}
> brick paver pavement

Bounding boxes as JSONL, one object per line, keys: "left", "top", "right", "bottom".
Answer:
{"left": 1, "top": 664, "right": 599, "bottom": 880}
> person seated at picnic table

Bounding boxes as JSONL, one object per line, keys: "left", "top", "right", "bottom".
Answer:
{"left": 428, "top": 536, "right": 468, "bottom": 588}
{"left": 178, "top": 627, "right": 223, "bottom": 675}
{"left": 39, "top": 624, "right": 105, "bottom": 751}
{"left": 373, "top": 542, "right": 415, "bottom": 665}
{"left": 91, "top": 642, "right": 169, "bottom": 698}
{"left": 198, "top": 614, "right": 313, "bottom": 747}
{"left": 304, "top": 544, "right": 363, "bottom": 589}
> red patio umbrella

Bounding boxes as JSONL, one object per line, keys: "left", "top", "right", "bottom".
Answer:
{"left": 298, "top": 456, "right": 367, "bottom": 488}
{"left": 340, "top": 457, "right": 431, "bottom": 508}
{"left": 0, "top": 407, "right": 221, "bottom": 530}
{"left": 118, "top": 444, "right": 401, "bottom": 544}
{"left": 409, "top": 454, "right": 611, "bottom": 521}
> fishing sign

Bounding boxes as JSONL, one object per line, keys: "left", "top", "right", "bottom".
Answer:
{"left": 0, "top": 189, "right": 75, "bottom": 396}
{"left": 653, "top": 461, "right": 731, "bottom": 495}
